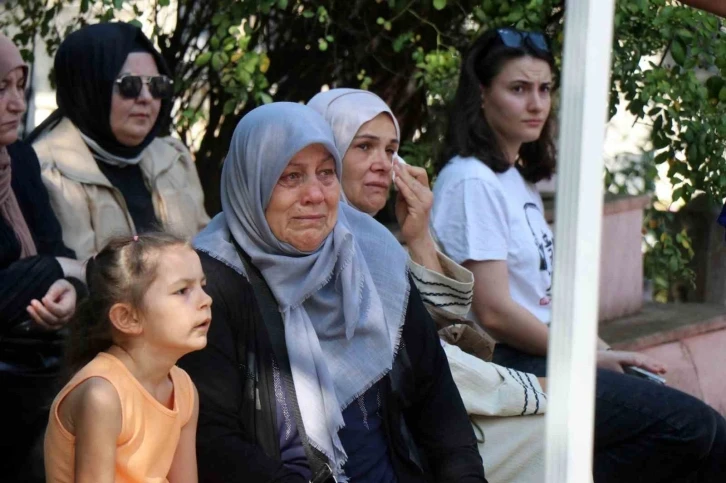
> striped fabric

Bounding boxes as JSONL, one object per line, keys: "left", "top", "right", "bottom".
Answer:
{"left": 407, "top": 250, "right": 474, "bottom": 316}
{"left": 408, "top": 249, "right": 546, "bottom": 416}
{"left": 444, "top": 342, "right": 547, "bottom": 417}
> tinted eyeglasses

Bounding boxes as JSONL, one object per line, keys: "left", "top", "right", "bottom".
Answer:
{"left": 495, "top": 28, "right": 550, "bottom": 53}
{"left": 114, "top": 75, "right": 174, "bottom": 100}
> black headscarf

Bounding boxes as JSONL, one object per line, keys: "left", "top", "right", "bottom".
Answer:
{"left": 27, "top": 23, "right": 172, "bottom": 159}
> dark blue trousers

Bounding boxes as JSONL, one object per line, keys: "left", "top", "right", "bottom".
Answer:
{"left": 493, "top": 344, "right": 726, "bottom": 483}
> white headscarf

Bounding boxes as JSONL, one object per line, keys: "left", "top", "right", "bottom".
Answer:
{"left": 194, "top": 102, "right": 410, "bottom": 479}
{"left": 307, "top": 88, "right": 400, "bottom": 160}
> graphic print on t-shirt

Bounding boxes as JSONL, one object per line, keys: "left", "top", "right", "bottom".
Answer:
{"left": 523, "top": 202, "right": 554, "bottom": 305}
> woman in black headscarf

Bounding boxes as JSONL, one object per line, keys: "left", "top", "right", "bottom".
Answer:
{"left": 28, "top": 22, "right": 209, "bottom": 261}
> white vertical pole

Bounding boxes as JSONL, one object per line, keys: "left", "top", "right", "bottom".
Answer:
{"left": 545, "top": 0, "right": 616, "bottom": 482}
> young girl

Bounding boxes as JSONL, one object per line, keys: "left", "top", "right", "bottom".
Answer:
{"left": 44, "top": 232, "right": 212, "bottom": 483}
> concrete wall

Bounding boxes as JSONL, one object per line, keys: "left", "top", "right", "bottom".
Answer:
{"left": 546, "top": 194, "right": 649, "bottom": 321}
{"left": 598, "top": 195, "right": 650, "bottom": 321}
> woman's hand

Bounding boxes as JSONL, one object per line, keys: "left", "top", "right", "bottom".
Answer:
{"left": 537, "top": 377, "right": 547, "bottom": 394}
{"left": 392, "top": 160, "right": 444, "bottom": 273}
{"left": 26, "top": 279, "right": 77, "bottom": 329}
{"left": 393, "top": 160, "right": 434, "bottom": 246}
{"left": 596, "top": 349, "right": 668, "bottom": 375}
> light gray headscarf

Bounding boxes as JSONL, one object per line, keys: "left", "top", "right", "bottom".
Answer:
{"left": 194, "top": 102, "right": 410, "bottom": 479}
{"left": 307, "top": 88, "right": 400, "bottom": 160}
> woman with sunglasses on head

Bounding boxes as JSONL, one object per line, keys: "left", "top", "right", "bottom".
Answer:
{"left": 28, "top": 22, "right": 209, "bottom": 261}
{"left": 432, "top": 27, "right": 726, "bottom": 482}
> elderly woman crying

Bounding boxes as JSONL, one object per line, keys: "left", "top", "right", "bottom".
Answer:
{"left": 179, "top": 102, "right": 486, "bottom": 483}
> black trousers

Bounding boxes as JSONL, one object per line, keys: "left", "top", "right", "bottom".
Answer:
{"left": 0, "top": 364, "right": 60, "bottom": 483}
{"left": 493, "top": 344, "right": 726, "bottom": 483}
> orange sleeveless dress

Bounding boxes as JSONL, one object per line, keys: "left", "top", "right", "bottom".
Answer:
{"left": 44, "top": 352, "right": 195, "bottom": 483}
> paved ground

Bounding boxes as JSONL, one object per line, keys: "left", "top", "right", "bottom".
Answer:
{"left": 600, "top": 302, "right": 726, "bottom": 350}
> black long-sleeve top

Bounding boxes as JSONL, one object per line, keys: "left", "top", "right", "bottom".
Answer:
{"left": 0, "top": 141, "right": 75, "bottom": 332}
{"left": 178, "top": 251, "right": 487, "bottom": 483}
{"left": 95, "top": 161, "right": 158, "bottom": 233}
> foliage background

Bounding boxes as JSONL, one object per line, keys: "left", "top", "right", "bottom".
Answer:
{"left": 2, "top": 0, "right": 725, "bottom": 300}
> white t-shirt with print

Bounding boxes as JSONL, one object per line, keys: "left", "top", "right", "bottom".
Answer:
{"left": 431, "top": 156, "right": 554, "bottom": 324}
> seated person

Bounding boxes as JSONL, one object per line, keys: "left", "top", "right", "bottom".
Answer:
{"left": 432, "top": 27, "right": 726, "bottom": 482}
{"left": 0, "top": 33, "right": 82, "bottom": 483}
{"left": 179, "top": 102, "right": 486, "bottom": 482}
{"left": 44, "top": 233, "right": 206, "bottom": 483}
{"left": 28, "top": 22, "right": 209, "bottom": 261}
{"left": 309, "top": 87, "right": 547, "bottom": 483}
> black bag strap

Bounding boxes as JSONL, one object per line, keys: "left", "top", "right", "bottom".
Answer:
{"left": 233, "top": 240, "right": 336, "bottom": 483}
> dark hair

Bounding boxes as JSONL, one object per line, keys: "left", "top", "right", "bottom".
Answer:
{"left": 437, "top": 28, "right": 557, "bottom": 183}
{"left": 63, "top": 232, "right": 189, "bottom": 379}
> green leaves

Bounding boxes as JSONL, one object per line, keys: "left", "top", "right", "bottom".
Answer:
{"left": 608, "top": 0, "right": 726, "bottom": 302}
{"left": 670, "top": 38, "right": 687, "bottom": 65}
{"left": 223, "top": 99, "right": 237, "bottom": 115}
{"left": 705, "top": 75, "right": 725, "bottom": 99}
{"left": 616, "top": 0, "right": 726, "bottom": 210}
{"left": 211, "top": 52, "right": 228, "bottom": 71}
{"left": 6, "top": 0, "right": 724, "bottom": 297}
{"left": 643, "top": 213, "right": 696, "bottom": 303}
{"left": 195, "top": 51, "right": 212, "bottom": 67}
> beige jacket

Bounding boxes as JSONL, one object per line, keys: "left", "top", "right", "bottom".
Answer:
{"left": 33, "top": 118, "right": 209, "bottom": 260}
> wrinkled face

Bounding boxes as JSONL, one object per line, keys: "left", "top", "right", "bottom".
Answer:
{"left": 265, "top": 143, "right": 340, "bottom": 252}
{"left": 139, "top": 245, "right": 212, "bottom": 355}
{"left": 110, "top": 52, "right": 162, "bottom": 146}
{"left": 0, "top": 67, "right": 26, "bottom": 146}
{"left": 341, "top": 113, "right": 399, "bottom": 215}
{"left": 481, "top": 56, "right": 552, "bottom": 150}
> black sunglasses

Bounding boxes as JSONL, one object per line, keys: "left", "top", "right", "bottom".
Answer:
{"left": 495, "top": 28, "right": 550, "bottom": 53}
{"left": 114, "top": 75, "right": 174, "bottom": 100}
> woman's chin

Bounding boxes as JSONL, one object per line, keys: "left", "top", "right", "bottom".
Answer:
{"left": 288, "top": 231, "right": 331, "bottom": 252}
{"left": 113, "top": 124, "right": 155, "bottom": 147}
{"left": 353, "top": 196, "right": 387, "bottom": 216}
{"left": 117, "top": 134, "right": 151, "bottom": 147}
{"left": 0, "top": 131, "right": 19, "bottom": 147}
{"left": 520, "top": 130, "right": 545, "bottom": 144}
{"left": 291, "top": 239, "right": 326, "bottom": 252}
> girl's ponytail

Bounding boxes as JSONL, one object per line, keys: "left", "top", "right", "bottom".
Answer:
{"left": 62, "top": 297, "right": 113, "bottom": 381}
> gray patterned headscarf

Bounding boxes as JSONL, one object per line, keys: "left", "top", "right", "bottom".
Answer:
{"left": 194, "top": 102, "right": 410, "bottom": 479}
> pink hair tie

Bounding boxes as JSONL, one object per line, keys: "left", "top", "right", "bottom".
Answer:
{"left": 133, "top": 235, "right": 139, "bottom": 242}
